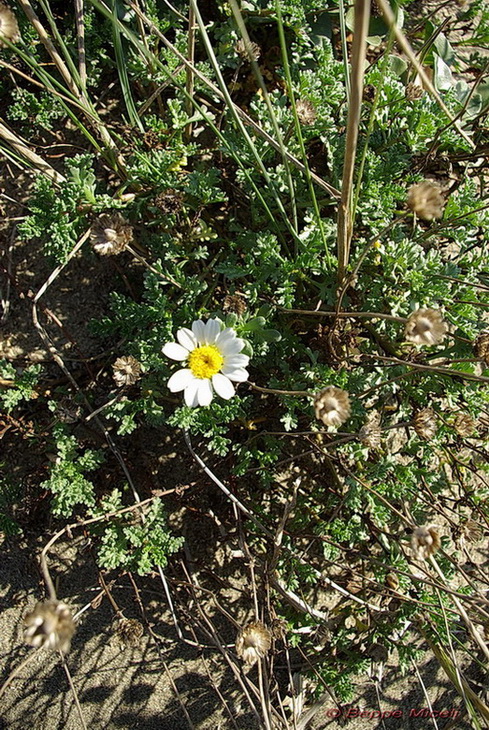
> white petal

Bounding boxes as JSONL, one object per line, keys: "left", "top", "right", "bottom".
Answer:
{"left": 223, "top": 354, "right": 249, "bottom": 368}
{"left": 177, "top": 327, "right": 197, "bottom": 352}
{"left": 204, "top": 319, "right": 221, "bottom": 344}
{"left": 197, "top": 379, "right": 213, "bottom": 406}
{"left": 221, "top": 367, "right": 249, "bottom": 382}
{"left": 215, "top": 328, "right": 235, "bottom": 347}
{"left": 162, "top": 342, "right": 189, "bottom": 361}
{"left": 184, "top": 380, "right": 201, "bottom": 407}
{"left": 219, "top": 337, "right": 245, "bottom": 356}
{"left": 212, "top": 373, "right": 235, "bottom": 400}
{"left": 192, "top": 320, "right": 206, "bottom": 344}
{"left": 167, "top": 369, "right": 195, "bottom": 392}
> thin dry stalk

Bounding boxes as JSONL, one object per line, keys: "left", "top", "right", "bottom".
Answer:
{"left": 17, "top": 0, "right": 80, "bottom": 97}
{"left": 185, "top": 5, "right": 196, "bottom": 140}
{"left": 0, "top": 118, "right": 66, "bottom": 183}
{"left": 179, "top": 561, "right": 265, "bottom": 726}
{"left": 59, "top": 651, "right": 88, "bottom": 730}
{"left": 429, "top": 557, "right": 489, "bottom": 664}
{"left": 74, "top": 0, "right": 87, "bottom": 89}
{"left": 17, "top": 0, "right": 124, "bottom": 164}
{"left": 336, "top": 0, "right": 371, "bottom": 284}
{"left": 0, "top": 225, "right": 15, "bottom": 325}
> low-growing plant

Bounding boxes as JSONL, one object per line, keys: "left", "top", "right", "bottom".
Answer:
{"left": 1, "top": 0, "right": 489, "bottom": 725}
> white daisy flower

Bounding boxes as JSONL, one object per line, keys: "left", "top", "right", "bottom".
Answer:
{"left": 162, "top": 319, "right": 250, "bottom": 407}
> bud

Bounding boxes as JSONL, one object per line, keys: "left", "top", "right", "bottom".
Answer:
{"left": 411, "top": 525, "right": 441, "bottom": 560}
{"left": 413, "top": 408, "right": 437, "bottom": 440}
{"left": 404, "top": 308, "right": 447, "bottom": 346}
{"left": 24, "top": 600, "right": 75, "bottom": 653}
{"left": 386, "top": 572, "right": 400, "bottom": 590}
{"left": 90, "top": 213, "right": 133, "bottom": 256}
{"left": 236, "top": 621, "right": 272, "bottom": 666}
{"left": 407, "top": 181, "right": 445, "bottom": 220}
{"left": 112, "top": 356, "right": 142, "bottom": 387}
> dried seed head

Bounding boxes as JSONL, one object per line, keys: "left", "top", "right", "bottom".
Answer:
{"left": 404, "top": 308, "right": 447, "bottom": 346}
{"left": 474, "top": 331, "right": 489, "bottom": 366}
{"left": 359, "top": 411, "right": 382, "bottom": 449}
{"left": 405, "top": 82, "right": 424, "bottom": 101}
{"left": 90, "top": 213, "right": 133, "bottom": 256}
{"left": 296, "top": 99, "right": 317, "bottom": 126}
{"left": 153, "top": 189, "right": 184, "bottom": 215}
{"left": 0, "top": 3, "right": 20, "bottom": 47}
{"left": 143, "top": 130, "right": 163, "bottom": 149}
{"left": 460, "top": 518, "right": 483, "bottom": 543}
{"left": 112, "top": 356, "right": 142, "bottom": 387}
{"left": 56, "top": 398, "right": 82, "bottom": 424}
{"left": 235, "top": 38, "right": 261, "bottom": 62}
{"left": 413, "top": 407, "right": 437, "bottom": 440}
{"left": 453, "top": 413, "right": 476, "bottom": 437}
{"left": 115, "top": 617, "right": 144, "bottom": 647}
{"left": 411, "top": 525, "right": 441, "bottom": 560}
{"left": 270, "top": 618, "right": 287, "bottom": 640}
{"left": 236, "top": 621, "right": 272, "bottom": 666}
{"left": 314, "top": 386, "right": 351, "bottom": 428}
{"left": 24, "top": 600, "right": 75, "bottom": 653}
{"left": 223, "top": 293, "right": 247, "bottom": 317}
{"left": 407, "top": 181, "right": 445, "bottom": 220}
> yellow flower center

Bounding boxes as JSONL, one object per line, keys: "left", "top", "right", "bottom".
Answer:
{"left": 188, "top": 345, "right": 223, "bottom": 379}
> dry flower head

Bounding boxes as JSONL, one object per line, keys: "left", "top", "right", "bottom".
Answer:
{"left": 153, "top": 188, "right": 184, "bottom": 215}
{"left": 235, "top": 38, "right": 261, "bottom": 62}
{"left": 359, "top": 411, "right": 382, "bottom": 449}
{"left": 407, "top": 181, "right": 445, "bottom": 220}
{"left": 115, "top": 617, "right": 144, "bottom": 647}
{"left": 405, "top": 82, "right": 424, "bottom": 101}
{"left": 474, "top": 331, "right": 489, "bottom": 366}
{"left": 453, "top": 413, "right": 476, "bottom": 438}
{"left": 24, "top": 600, "right": 75, "bottom": 653}
{"left": 90, "top": 213, "right": 133, "bottom": 256}
{"left": 404, "top": 308, "right": 447, "bottom": 346}
{"left": 223, "top": 293, "right": 247, "bottom": 317}
{"left": 0, "top": 3, "right": 20, "bottom": 47}
{"left": 411, "top": 525, "right": 441, "bottom": 560}
{"left": 236, "top": 621, "right": 272, "bottom": 666}
{"left": 296, "top": 99, "right": 317, "bottom": 126}
{"left": 314, "top": 386, "right": 351, "bottom": 428}
{"left": 413, "top": 407, "right": 437, "bottom": 440}
{"left": 112, "top": 356, "right": 142, "bottom": 387}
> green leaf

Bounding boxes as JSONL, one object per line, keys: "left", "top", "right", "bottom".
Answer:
{"left": 433, "top": 54, "right": 453, "bottom": 91}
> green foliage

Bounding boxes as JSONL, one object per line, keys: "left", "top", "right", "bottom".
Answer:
{"left": 40, "top": 425, "right": 104, "bottom": 516}
{"left": 7, "top": 88, "right": 65, "bottom": 131}
{"left": 93, "top": 491, "right": 184, "bottom": 575}
{"left": 0, "top": 360, "right": 41, "bottom": 412}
